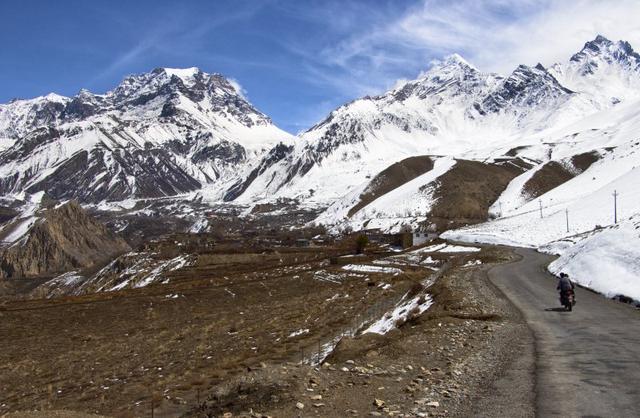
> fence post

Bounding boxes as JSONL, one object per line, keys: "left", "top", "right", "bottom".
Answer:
{"left": 613, "top": 190, "right": 618, "bottom": 224}
{"left": 539, "top": 200, "right": 543, "bottom": 219}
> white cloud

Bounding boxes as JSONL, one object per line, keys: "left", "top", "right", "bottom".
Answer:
{"left": 324, "top": 0, "right": 640, "bottom": 79}
{"left": 228, "top": 78, "right": 248, "bottom": 100}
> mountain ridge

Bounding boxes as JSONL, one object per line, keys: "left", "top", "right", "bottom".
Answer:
{"left": 0, "top": 35, "right": 638, "bottom": 214}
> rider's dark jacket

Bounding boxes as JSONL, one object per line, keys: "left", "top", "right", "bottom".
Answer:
{"left": 557, "top": 276, "right": 575, "bottom": 292}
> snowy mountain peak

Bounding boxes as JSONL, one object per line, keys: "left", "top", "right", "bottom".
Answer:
{"left": 570, "top": 35, "right": 640, "bottom": 68}
{"left": 162, "top": 67, "right": 200, "bottom": 80}
{"left": 0, "top": 65, "right": 293, "bottom": 203}
{"left": 387, "top": 53, "right": 490, "bottom": 102}
{"left": 42, "top": 92, "right": 69, "bottom": 103}
{"left": 439, "top": 53, "right": 475, "bottom": 69}
{"left": 425, "top": 53, "right": 479, "bottom": 78}
{"left": 550, "top": 36, "right": 640, "bottom": 103}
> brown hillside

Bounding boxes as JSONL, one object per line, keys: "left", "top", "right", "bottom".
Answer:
{"left": 0, "top": 201, "right": 130, "bottom": 279}
{"left": 348, "top": 156, "right": 434, "bottom": 217}
{"left": 523, "top": 151, "right": 601, "bottom": 199}
{"left": 428, "top": 159, "right": 526, "bottom": 230}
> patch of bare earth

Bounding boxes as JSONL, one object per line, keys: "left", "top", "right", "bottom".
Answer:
{"left": 187, "top": 247, "right": 535, "bottom": 418}
{"left": 428, "top": 159, "right": 526, "bottom": 230}
{"left": 1, "top": 243, "right": 534, "bottom": 418}
{"left": 0, "top": 245, "right": 426, "bottom": 417}
{"left": 523, "top": 151, "right": 601, "bottom": 199}
{"left": 348, "top": 156, "right": 434, "bottom": 217}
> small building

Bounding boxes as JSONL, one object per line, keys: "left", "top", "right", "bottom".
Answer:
{"left": 295, "top": 238, "right": 310, "bottom": 247}
{"left": 413, "top": 227, "right": 438, "bottom": 246}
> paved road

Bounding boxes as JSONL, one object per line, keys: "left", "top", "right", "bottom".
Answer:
{"left": 488, "top": 247, "right": 640, "bottom": 418}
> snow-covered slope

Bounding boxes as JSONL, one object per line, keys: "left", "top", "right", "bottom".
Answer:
{"left": 224, "top": 35, "right": 640, "bottom": 237}
{"left": 550, "top": 35, "right": 640, "bottom": 106}
{"left": 442, "top": 96, "right": 640, "bottom": 300}
{"left": 0, "top": 68, "right": 293, "bottom": 203}
{"left": 233, "top": 36, "right": 639, "bottom": 213}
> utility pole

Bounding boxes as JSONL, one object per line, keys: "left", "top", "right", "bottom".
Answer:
{"left": 565, "top": 209, "right": 569, "bottom": 233}
{"left": 613, "top": 190, "right": 618, "bottom": 224}
{"left": 539, "top": 200, "right": 543, "bottom": 219}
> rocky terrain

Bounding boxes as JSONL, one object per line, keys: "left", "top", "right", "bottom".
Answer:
{"left": 186, "top": 246, "right": 533, "bottom": 418}
{"left": 0, "top": 201, "right": 130, "bottom": 280}
{"left": 0, "top": 239, "right": 534, "bottom": 418}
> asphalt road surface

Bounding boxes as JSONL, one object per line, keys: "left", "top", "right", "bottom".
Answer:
{"left": 488, "top": 247, "right": 640, "bottom": 418}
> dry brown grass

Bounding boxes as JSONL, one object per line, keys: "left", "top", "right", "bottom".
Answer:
{"left": 428, "top": 159, "right": 525, "bottom": 230}
{"left": 348, "top": 156, "right": 434, "bottom": 217}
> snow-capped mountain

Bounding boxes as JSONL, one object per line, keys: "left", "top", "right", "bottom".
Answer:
{"left": 2, "top": 35, "right": 640, "bottom": 224}
{"left": 232, "top": 40, "right": 627, "bottom": 205}
{"left": 228, "top": 36, "right": 640, "bottom": 220}
{"left": 550, "top": 35, "right": 640, "bottom": 105}
{"left": 0, "top": 67, "right": 293, "bottom": 203}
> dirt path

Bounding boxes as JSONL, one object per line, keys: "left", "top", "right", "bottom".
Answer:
{"left": 488, "top": 247, "right": 640, "bottom": 417}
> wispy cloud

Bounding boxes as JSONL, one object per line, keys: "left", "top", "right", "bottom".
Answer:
{"left": 321, "top": 0, "right": 640, "bottom": 81}
{"left": 227, "top": 78, "right": 248, "bottom": 100}
{"left": 85, "top": 2, "right": 267, "bottom": 89}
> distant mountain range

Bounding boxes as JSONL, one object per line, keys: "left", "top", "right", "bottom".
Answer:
{"left": 1, "top": 35, "right": 640, "bottom": 234}
{"left": 0, "top": 67, "right": 292, "bottom": 203}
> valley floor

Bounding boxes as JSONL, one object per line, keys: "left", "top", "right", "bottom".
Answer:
{"left": 0, "top": 244, "right": 539, "bottom": 417}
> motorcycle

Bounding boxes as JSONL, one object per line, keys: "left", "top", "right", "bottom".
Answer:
{"left": 560, "top": 289, "right": 576, "bottom": 311}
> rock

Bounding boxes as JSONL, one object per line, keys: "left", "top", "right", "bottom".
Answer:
{"left": 296, "top": 402, "right": 305, "bottom": 410}
{"left": 341, "top": 367, "right": 350, "bottom": 372}
{"left": 313, "top": 403, "right": 325, "bottom": 408}
{"left": 0, "top": 201, "right": 130, "bottom": 281}
{"left": 373, "top": 398, "right": 385, "bottom": 409}
{"left": 223, "top": 413, "right": 233, "bottom": 418}
{"left": 310, "top": 394, "right": 322, "bottom": 400}
{"left": 369, "top": 412, "right": 383, "bottom": 417}
{"left": 346, "top": 359, "right": 355, "bottom": 365}
{"left": 426, "top": 401, "right": 440, "bottom": 407}
{"left": 366, "top": 350, "right": 379, "bottom": 358}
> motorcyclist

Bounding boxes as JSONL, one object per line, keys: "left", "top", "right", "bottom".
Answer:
{"left": 557, "top": 272, "right": 576, "bottom": 307}
{"left": 557, "top": 272, "right": 575, "bottom": 292}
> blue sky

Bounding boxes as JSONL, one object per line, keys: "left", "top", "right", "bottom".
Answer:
{"left": 1, "top": 0, "right": 639, "bottom": 133}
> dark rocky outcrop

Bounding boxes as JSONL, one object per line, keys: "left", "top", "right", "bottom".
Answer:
{"left": 0, "top": 201, "right": 130, "bottom": 279}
